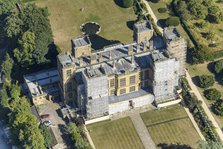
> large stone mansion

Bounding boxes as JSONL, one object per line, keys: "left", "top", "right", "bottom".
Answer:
{"left": 24, "top": 21, "right": 187, "bottom": 120}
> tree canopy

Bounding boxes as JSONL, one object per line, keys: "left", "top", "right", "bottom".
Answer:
{"left": 1, "top": 53, "right": 13, "bottom": 81}
{"left": 122, "top": 0, "right": 134, "bottom": 8}
{"left": 204, "top": 88, "right": 221, "bottom": 100}
{"left": 212, "top": 99, "right": 223, "bottom": 116}
{"left": 165, "top": 17, "right": 180, "bottom": 26}
{"left": 198, "top": 75, "right": 215, "bottom": 88}
{"left": 214, "top": 60, "right": 223, "bottom": 74}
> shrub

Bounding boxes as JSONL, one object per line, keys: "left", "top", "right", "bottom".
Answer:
{"left": 165, "top": 17, "right": 180, "bottom": 26}
{"left": 214, "top": 60, "right": 223, "bottom": 74}
{"left": 122, "top": 0, "right": 134, "bottom": 8}
{"left": 212, "top": 99, "right": 223, "bottom": 116}
{"left": 158, "top": 7, "right": 167, "bottom": 13}
{"left": 204, "top": 88, "right": 221, "bottom": 100}
{"left": 198, "top": 75, "right": 215, "bottom": 88}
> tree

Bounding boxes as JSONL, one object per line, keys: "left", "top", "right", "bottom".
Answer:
{"left": 177, "top": 1, "right": 191, "bottom": 21}
{"left": 197, "top": 140, "right": 223, "bottom": 149}
{"left": 0, "top": 85, "right": 9, "bottom": 107}
{"left": 13, "top": 31, "right": 36, "bottom": 67}
{"left": 0, "top": 0, "right": 18, "bottom": 15}
{"left": 1, "top": 53, "right": 13, "bottom": 81}
{"left": 4, "top": 12, "right": 23, "bottom": 38}
{"left": 21, "top": 4, "right": 53, "bottom": 64}
{"left": 122, "top": 0, "right": 134, "bottom": 8}
{"left": 157, "top": 143, "right": 191, "bottom": 149}
{"left": 187, "top": 0, "right": 208, "bottom": 19}
{"left": 204, "top": 88, "right": 221, "bottom": 100}
{"left": 40, "top": 124, "right": 53, "bottom": 148}
{"left": 165, "top": 17, "right": 180, "bottom": 26}
{"left": 212, "top": 99, "right": 223, "bottom": 116}
{"left": 207, "top": 5, "right": 221, "bottom": 23}
{"left": 198, "top": 75, "right": 215, "bottom": 88}
{"left": 65, "top": 123, "right": 91, "bottom": 149}
{"left": 214, "top": 59, "right": 223, "bottom": 74}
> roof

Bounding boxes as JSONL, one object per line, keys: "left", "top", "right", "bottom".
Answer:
{"left": 57, "top": 54, "right": 74, "bottom": 67}
{"left": 163, "top": 28, "right": 180, "bottom": 41}
{"left": 24, "top": 68, "right": 59, "bottom": 97}
{"left": 71, "top": 36, "right": 91, "bottom": 48}
{"left": 134, "top": 21, "right": 152, "bottom": 33}
{"left": 151, "top": 51, "right": 170, "bottom": 62}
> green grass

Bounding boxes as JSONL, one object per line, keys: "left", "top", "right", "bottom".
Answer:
{"left": 87, "top": 117, "right": 144, "bottom": 149}
{"left": 34, "top": 0, "right": 136, "bottom": 51}
{"left": 140, "top": 105, "right": 200, "bottom": 148}
{"left": 148, "top": 0, "right": 194, "bottom": 47}
{"left": 187, "top": 62, "right": 223, "bottom": 128}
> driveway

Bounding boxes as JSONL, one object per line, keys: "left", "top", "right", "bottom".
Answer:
{"left": 39, "top": 102, "right": 68, "bottom": 148}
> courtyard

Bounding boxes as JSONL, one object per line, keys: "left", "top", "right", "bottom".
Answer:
{"left": 35, "top": 0, "right": 137, "bottom": 51}
{"left": 140, "top": 105, "right": 201, "bottom": 148}
{"left": 87, "top": 117, "right": 144, "bottom": 149}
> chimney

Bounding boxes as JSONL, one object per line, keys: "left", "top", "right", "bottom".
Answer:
{"left": 131, "top": 54, "right": 135, "bottom": 64}
{"left": 112, "top": 60, "right": 116, "bottom": 69}
{"left": 136, "top": 44, "right": 140, "bottom": 53}
{"left": 128, "top": 45, "right": 133, "bottom": 55}
{"left": 143, "top": 42, "right": 147, "bottom": 51}
{"left": 79, "top": 58, "right": 83, "bottom": 67}
{"left": 90, "top": 54, "right": 97, "bottom": 64}
{"left": 98, "top": 53, "right": 103, "bottom": 63}
{"left": 149, "top": 40, "right": 153, "bottom": 51}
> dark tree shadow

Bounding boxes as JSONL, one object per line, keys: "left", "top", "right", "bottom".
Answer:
{"left": 158, "top": 19, "right": 167, "bottom": 28}
{"left": 113, "top": 0, "right": 124, "bottom": 8}
{"left": 58, "top": 124, "right": 73, "bottom": 149}
{"left": 207, "top": 61, "right": 223, "bottom": 85}
{"left": 157, "top": 143, "right": 192, "bottom": 149}
{"left": 126, "top": 20, "right": 135, "bottom": 30}
{"left": 192, "top": 76, "right": 201, "bottom": 87}
{"left": 89, "top": 34, "right": 121, "bottom": 50}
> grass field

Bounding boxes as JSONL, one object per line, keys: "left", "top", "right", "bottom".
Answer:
{"left": 35, "top": 0, "right": 136, "bottom": 51}
{"left": 87, "top": 117, "right": 144, "bottom": 149}
{"left": 187, "top": 62, "right": 223, "bottom": 128}
{"left": 140, "top": 105, "right": 200, "bottom": 148}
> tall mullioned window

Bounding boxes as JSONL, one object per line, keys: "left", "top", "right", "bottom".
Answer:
{"left": 120, "top": 78, "right": 126, "bottom": 87}
{"left": 120, "top": 88, "right": 126, "bottom": 95}
{"left": 110, "top": 78, "right": 115, "bottom": 88}
{"left": 130, "top": 75, "right": 136, "bottom": 84}
{"left": 66, "top": 69, "right": 72, "bottom": 77}
{"left": 129, "top": 86, "right": 136, "bottom": 92}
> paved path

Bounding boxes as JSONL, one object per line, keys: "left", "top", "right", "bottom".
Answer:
{"left": 141, "top": 0, "right": 163, "bottom": 34}
{"left": 185, "top": 70, "right": 223, "bottom": 141}
{"left": 130, "top": 113, "right": 156, "bottom": 149}
{"left": 84, "top": 125, "right": 96, "bottom": 149}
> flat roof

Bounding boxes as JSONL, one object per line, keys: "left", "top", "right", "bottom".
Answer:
{"left": 164, "top": 28, "right": 180, "bottom": 41}
{"left": 71, "top": 36, "right": 91, "bottom": 47}
{"left": 134, "top": 21, "right": 152, "bottom": 33}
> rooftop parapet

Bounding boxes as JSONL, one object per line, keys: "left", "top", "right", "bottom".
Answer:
{"left": 71, "top": 36, "right": 91, "bottom": 48}
{"left": 151, "top": 50, "right": 172, "bottom": 62}
{"left": 163, "top": 28, "right": 181, "bottom": 42}
{"left": 134, "top": 21, "right": 152, "bottom": 33}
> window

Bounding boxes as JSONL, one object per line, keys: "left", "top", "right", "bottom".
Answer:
{"left": 120, "top": 88, "right": 126, "bottom": 95}
{"left": 68, "top": 93, "right": 73, "bottom": 98}
{"left": 110, "top": 89, "right": 115, "bottom": 95}
{"left": 130, "top": 86, "right": 136, "bottom": 92}
{"left": 66, "top": 70, "right": 72, "bottom": 77}
{"left": 110, "top": 79, "right": 115, "bottom": 88}
{"left": 140, "top": 71, "right": 144, "bottom": 80}
{"left": 66, "top": 82, "right": 72, "bottom": 92}
{"left": 120, "top": 78, "right": 126, "bottom": 87}
{"left": 130, "top": 75, "right": 136, "bottom": 84}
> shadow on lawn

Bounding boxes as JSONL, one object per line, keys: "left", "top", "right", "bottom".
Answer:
{"left": 89, "top": 34, "right": 121, "bottom": 50}
{"left": 207, "top": 61, "right": 223, "bottom": 85}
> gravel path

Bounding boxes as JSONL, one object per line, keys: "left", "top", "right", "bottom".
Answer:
{"left": 130, "top": 113, "right": 156, "bottom": 149}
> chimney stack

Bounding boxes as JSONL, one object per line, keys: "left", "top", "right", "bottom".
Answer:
{"left": 149, "top": 40, "right": 153, "bottom": 51}
{"left": 136, "top": 44, "right": 140, "bottom": 53}
{"left": 90, "top": 54, "right": 97, "bottom": 64}
{"left": 79, "top": 58, "right": 83, "bottom": 67}
{"left": 143, "top": 42, "right": 147, "bottom": 51}
{"left": 128, "top": 45, "right": 133, "bottom": 55}
{"left": 98, "top": 53, "right": 103, "bottom": 63}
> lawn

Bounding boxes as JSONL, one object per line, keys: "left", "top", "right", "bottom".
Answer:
{"left": 140, "top": 105, "right": 200, "bottom": 148}
{"left": 87, "top": 117, "right": 144, "bottom": 149}
{"left": 34, "top": 0, "right": 136, "bottom": 51}
{"left": 187, "top": 62, "right": 223, "bottom": 128}
{"left": 148, "top": 0, "right": 194, "bottom": 47}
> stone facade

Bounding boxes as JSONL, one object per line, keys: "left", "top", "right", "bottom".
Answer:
{"left": 57, "top": 21, "right": 186, "bottom": 119}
